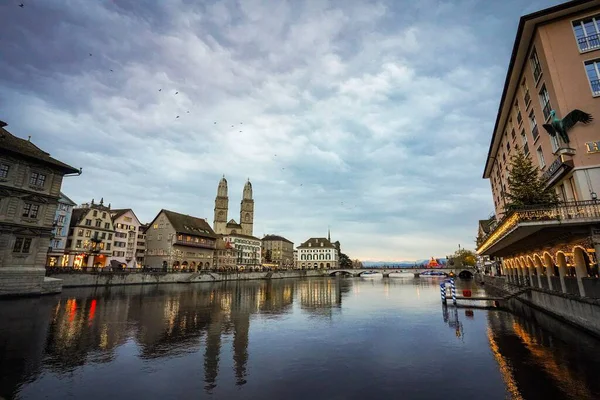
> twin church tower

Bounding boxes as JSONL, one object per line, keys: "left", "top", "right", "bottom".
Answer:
{"left": 213, "top": 176, "right": 254, "bottom": 236}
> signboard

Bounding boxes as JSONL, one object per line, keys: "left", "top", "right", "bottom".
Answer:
{"left": 585, "top": 141, "right": 600, "bottom": 153}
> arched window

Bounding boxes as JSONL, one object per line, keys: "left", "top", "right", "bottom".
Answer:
{"left": 301, "top": 254, "right": 306, "bottom": 260}
{"left": 326, "top": 253, "right": 331, "bottom": 260}
{"left": 307, "top": 254, "right": 312, "bottom": 260}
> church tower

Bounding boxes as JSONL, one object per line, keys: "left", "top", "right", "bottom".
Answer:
{"left": 240, "top": 179, "right": 254, "bottom": 236}
{"left": 213, "top": 176, "right": 228, "bottom": 235}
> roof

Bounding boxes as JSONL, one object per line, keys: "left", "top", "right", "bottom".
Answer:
{"left": 159, "top": 209, "right": 216, "bottom": 238}
{"left": 483, "top": 0, "right": 600, "bottom": 178}
{"left": 226, "top": 219, "right": 242, "bottom": 229}
{"left": 58, "top": 192, "right": 76, "bottom": 206}
{"left": 262, "top": 234, "right": 293, "bottom": 244}
{"left": 297, "top": 237, "right": 336, "bottom": 249}
{"left": 110, "top": 208, "right": 141, "bottom": 225}
{"left": 478, "top": 217, "right": 496, "bottom": 234}
{"left": 227, "top": 232, "right": 261, "bottom": 241}
{"left": 69, "top": 208, "right": 87, "bottom": 227}
{"left": 0, "top": 122, "right": 80, "bottom": 174}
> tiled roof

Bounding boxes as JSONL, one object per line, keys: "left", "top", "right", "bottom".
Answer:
{"left": 0, "top": 122, "right": 79, "bottom": 173}
{"left": 110, "top": 208, "right": 141, "bottom": 225}
{"left": 478, "top": 217, "right": 496, "bottom": 234}
{"left": 226, "top": 219, "right": 242, "bottom": 229}
{"left": 59, "top": 192, "right": 76, "bottom": 206}
{"left": 297, "top": 237, "right": 336, "bottom": 249}
{"left": 162, "top": 209, "right": 216, "bottom": 238}
{"left": 262, "top": 234, "right": 293, "bottom": 244}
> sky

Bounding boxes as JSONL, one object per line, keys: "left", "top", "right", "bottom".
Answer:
{"left": 0, "top": 0, "right": 566, "bottom": 261}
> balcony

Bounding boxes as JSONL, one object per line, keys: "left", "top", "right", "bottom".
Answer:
{"left": 477, "top": 201, "right": 600, "bottom": 257}
{"left": 175, "top": 238, "right": 215, "bottom": 249}
{"left": 577, "top": 33, "right": 600, "bottom": 52}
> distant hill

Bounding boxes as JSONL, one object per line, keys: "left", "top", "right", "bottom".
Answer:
{"left": 362, "top": 259, "right": 448, "bottom": 268}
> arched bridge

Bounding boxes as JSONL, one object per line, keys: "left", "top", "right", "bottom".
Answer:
{"left": 328, "top": 268, "right": 475, "bottom": 278}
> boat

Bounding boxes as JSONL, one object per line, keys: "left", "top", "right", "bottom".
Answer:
{"left": 361, "top": 271, "right": 383, "bottom": 279}
{"left": 419, "top": 270, "right": 449, "bottom": 278}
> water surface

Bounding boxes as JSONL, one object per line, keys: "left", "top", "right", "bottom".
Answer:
{"left": 1, "top": 277, "right": 600, "bottom": 399}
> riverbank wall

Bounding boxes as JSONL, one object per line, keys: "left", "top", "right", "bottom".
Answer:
{"left": 46, "top": 270, "right": 327, "bottom": 290}
{"left": 482, "top": 275, "right": 600, "bottom": 338}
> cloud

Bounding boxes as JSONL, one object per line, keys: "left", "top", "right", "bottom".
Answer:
{"left": 0, "top": 0, "right": 565, "bottom": 260}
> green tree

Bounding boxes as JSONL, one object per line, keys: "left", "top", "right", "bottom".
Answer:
{"left": 505, "top": 149, "right": 559, "bottom": 211}
{"left": 453, "top": 248, "right": 477, "bottom": 267}
{"left": 339, "top": 252, "right": 352, "bottom": 268}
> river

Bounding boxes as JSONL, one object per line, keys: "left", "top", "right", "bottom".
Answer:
{"left": 1, "top": 276, "right": 600, "bottom": 399}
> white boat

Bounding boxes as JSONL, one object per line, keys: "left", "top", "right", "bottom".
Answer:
{"left": 361, "top": 271, "right": 383, "bottom": 279}
{"left": 419, "top": 270, "right": 448, "bottom": 278}
{"left": 388, "top": 271, "right": 413, "bottom": 278}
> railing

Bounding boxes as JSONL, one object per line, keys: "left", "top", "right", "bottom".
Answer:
{"left": 591, "top": 79, "right": 600, "bottom": 96}
{"left": 175, "top": 239, "right": 215, "bottom": 249}
{"left": 477, "top": 200, "right": 600, "bottom": 254}
{"left": 46, "top": 266, "right": 295, "bottom": 275}
{"left": 577, "top": 33, "right": 600, "bottom": 52}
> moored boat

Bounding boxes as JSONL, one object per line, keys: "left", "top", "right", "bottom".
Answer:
{"left": 419, "top": 270, "right": 449, "bottom": 278}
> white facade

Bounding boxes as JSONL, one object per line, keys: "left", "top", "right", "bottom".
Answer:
{"left": 224, "top": 234, "right": 261, "bottom": 268}
{"left": 109, "top": 209, "right": 142, "bottom": 268}
{"left": 296, "top": 238, "right": 339, "bottom": 269}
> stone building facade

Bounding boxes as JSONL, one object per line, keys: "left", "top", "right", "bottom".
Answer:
{"left": 296, "top": 237, "right": 339, "bottom": 270}
{"left": 213, "top": 177, "right": 255, "bottom": 236}
{"left": 109, "top": 209, "right": 142, "bottom": 269}
{"left": 261, "top": 234, "right": 294, "bottom": 269}
{"left": 225, "top": 233, "right": 261, "bottom": 269}
{"left": 46, "top": 192, "right": 76, "bottom": 267}
{"left": 145, "top": 209, "right": 216, "bottom": 271}
{"left": 136, "top": 223, "right": 148, "bottom": 267}
{"left": 0, "top": 120, "right": 79, "bottom": 295}
{"left": 65, "top": 199, "right": 115, "bottom": 268}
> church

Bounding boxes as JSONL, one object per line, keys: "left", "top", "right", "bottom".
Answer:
{"left": 213, "top": 176, "right": 254, "bottom": 236}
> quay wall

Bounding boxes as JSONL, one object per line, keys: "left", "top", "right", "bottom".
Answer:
{"left": 50, "top": 270, "right": 327, "bottom": 288}
{"left": 482, "top": 275, "right": 600, "bottom": 338}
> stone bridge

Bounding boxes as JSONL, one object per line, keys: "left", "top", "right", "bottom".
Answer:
{"left": 328, "top": 268, "right": 475, "bottom": 278}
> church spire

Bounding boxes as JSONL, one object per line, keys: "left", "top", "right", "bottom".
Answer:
{"left": 328, "top": 227, "right": 331, "bottom": 242}
{"left": 214, "top": 176, "right": 229, "bottom": 234}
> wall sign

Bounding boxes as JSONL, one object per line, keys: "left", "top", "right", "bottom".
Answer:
{"left": 585, "top": 141, "right": 600, "bottom": 153}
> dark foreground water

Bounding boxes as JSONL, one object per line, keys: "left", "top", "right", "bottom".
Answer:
{"left": 2, "top": 277, "right": 600, "bottom": 400}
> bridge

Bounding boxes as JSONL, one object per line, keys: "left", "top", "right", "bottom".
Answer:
{"left": 328, "top": 268, "right": 475, "bottom": 278}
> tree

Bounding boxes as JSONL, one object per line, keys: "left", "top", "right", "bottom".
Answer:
{"left": 505, "top": 149, "right": 559, "bottom": 211}
{"left": 339, "top": 252, "right": 352, "bottom": 268}
{"left": 453, "top": 248, "right": 477, "bottom": 267}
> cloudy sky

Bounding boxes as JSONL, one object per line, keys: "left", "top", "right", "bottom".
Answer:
{"left": 1, "top": 0, "right": 565, "bottom": 261}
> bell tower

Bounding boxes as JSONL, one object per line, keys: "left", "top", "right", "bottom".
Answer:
{"left": 213, "top": 176, "right": 228, "bottom": 234}
{"left": 240, "top": 179, "right": 254, "bottom": 236}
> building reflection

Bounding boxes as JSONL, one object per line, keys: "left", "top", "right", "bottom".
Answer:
{"left": 298, "top": 278, "right": 349, "bottom": 317}
{"left": 486, "top": 306, "right": 600, "bottom": 400}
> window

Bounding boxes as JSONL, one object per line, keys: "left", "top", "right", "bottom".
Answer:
{"left": 521, "top": 130, "right": 530, "bottom": 155}
{"left": 101, "top": 232, "right": 106, "bottom": 239}
{"left": 573, "top": 16, "right": 600, "bottom": 52}
{"left": 529, "top": 110, "right": 538, "bottom": 140}
{"left": 85, "top": 230, "right": 91, "bottom": 237}
{"left": 539, "top": 84, "right": 552, "bottom": 120}
{"left": 95, "top": 220, "right": 101, "bottom": 227}
{"left": 57, "top": 215, "right": 66, "bottom": 224}
{"left": 29, "top": 172, "right": 46, "bottom": 187}
{"left": 158, "top": 234, "right": 163, "bottom": 240}
{"left": 93, "top": 210, "right": 98, "bottom": 217}
{"left": 108, "top": 233, "right": 113, "bottom": 240}
{"left": 76, "top": 240, "right": 82, "bottom": 248}
{"left": 78, "top": 229, "right": 84, "bottom": 236}
{"left": 153, "top": 223, "right": 158, "bottom": 229}
{"left": 107, "top": 243, "right": 111, "bottom": 251}
{"left": 530, "top": 48, "right": 542, "bottom": 82}
{"left": 522, "top": 80, "right": 531, "bottom": 107}
{"left": 0, "top": 164, "right": 9, "bottom": 179}
{"left": 515, "top": 103, "right": 522, "bottom": 126}
{"left": 506, "top": 142, "right": 510, "bottom": 152}
{"left": 85, "top": 219, "right": 91, "bottom": 226}
{"left": 584, "top": 60, "right": 600, "bottom": 96}
{"left": 551, "top": 134, "right": 560, "bottom": 153}
{"left": 102, "top": 212, "right": 107, "bottom": 219}
{"left": 13, "top": 237, "right": 32, "bottom": 253}
{"left": 22, "top": 203, "right": 39, "bottom": 218}
{"left": 105, "top": 222, "right": 110, "bottom": 229}
{"left": 536, "top": 146, "right": 546, "bottom": 168}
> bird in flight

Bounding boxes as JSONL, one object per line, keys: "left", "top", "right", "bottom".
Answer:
{"left": 19, "top": 3, "right": 24, "bottom": 7}
{"left": 176, "top": 116, "right": 180, "bottom": 119}
{"left": 158, "top": 89, "right": 162, "bottom": 91}
{"left": 175, "top": 91, "right": 179, "bottom": 95}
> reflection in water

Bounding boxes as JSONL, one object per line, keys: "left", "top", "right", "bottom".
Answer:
{"left": 2, "top": 277, "right": 600, "bottom": 399}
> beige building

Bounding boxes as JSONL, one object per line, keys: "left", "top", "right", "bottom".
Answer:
{"left": 213, "top": 177, "right": 255, "bottom": 236}
{"left": 136, "top": 223, "right": 148, "bottom": 267}
{"left": 213, "top": 235, "right": 236, "bottom": 271}
{"left": 262, "top": 234, "right": 294, "bottom": 269}
{"left": 109, "top": 209, "right": 142, "bottom": 269}
{"left": 296, "top": 237, "right": 339, "bottom": 270}
{"left": 0, "top": 121, "right": 80, "bottom": 295}
{"left": 145, "top": 209, "right": 217, "bottom": 271}
{"left": 65, "top": 199, "right": 115, "bottom": 268}
{"left": 225, "top": 233, "right": 262, "bottom": 269}
{"left": 478, "top": 0, "right": 600, "bottom": 298}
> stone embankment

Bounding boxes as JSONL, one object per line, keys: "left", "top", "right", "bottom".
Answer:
{"left": 482, "top": 274, "right": 600, "bottom": 338}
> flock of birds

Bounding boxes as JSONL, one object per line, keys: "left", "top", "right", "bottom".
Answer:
{"left": 13, "top": 1, "right": 358, "bottom": 211}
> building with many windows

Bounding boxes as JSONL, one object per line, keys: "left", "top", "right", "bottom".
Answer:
{"left": 145, "top": 210, "right": 217, "bottom": 271}
{"left": 109, "top": 209, "right": 142, "bottom": 269}
{"left": 136, "top": 223, "right": 148, "bottom": 267}
{"left": 261, "top": 234, "right": 294, "bottom": 269}
{"left": 223, "top": 233, "right": 262, "bottom": 269}
{"left": 46, "top": 192, "right": 76, "bottom": 267}
{"left": 478, "top": 0, "right": 600, "bottom": 298}
{"left": 0, "top": 121, "right": 80, "bottom": 295}
{"left": 296, "top": 237, "right": 339, "bottom": 270}
{"left": 65, "top": 199, "right": 115, "bottom": 268}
